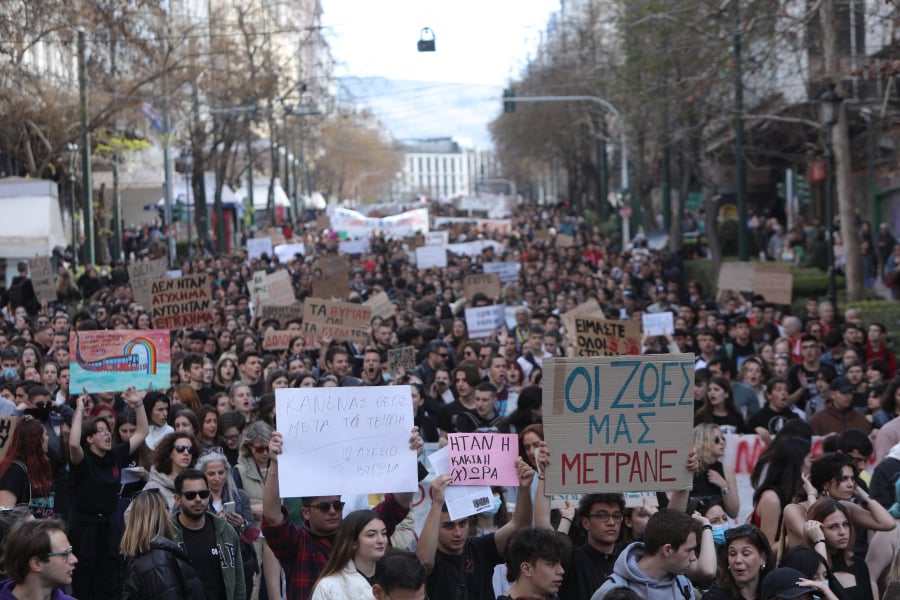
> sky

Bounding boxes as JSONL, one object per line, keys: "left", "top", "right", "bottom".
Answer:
{"left": 321, "top": 0, "right": 560, "bottom": 147}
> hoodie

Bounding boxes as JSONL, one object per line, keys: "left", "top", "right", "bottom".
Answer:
{"left": 0, "top": 580, "right": 75, "bottom": 600}
{"left": 591, "top": 542, "right": 694, "bottom": 600}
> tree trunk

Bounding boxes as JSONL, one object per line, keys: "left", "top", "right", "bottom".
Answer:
{"left": 820, "top": 0, "right": 863, "bottom": 302}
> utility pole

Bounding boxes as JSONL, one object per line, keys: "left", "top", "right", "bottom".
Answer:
{"left": 78, "top": 30, "right": 95, "bottom": 266}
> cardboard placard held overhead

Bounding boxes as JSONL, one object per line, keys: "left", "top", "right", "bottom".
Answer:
{"left": 247, "top": 237, "right": 273, "bottom": 262}
{"left": 301, "top": 298, "right": 372, "bottom": 346}
{"left": 30, "top": 255, "right": 55, "bottom": 304}
{"left": 560, "top": 299, "right": 605, "bottom": 342}
{"left": 314, "top": 255, "right": 349, "bottom": 299}
{"left": 150, "top": 274, "right": 213, "bottom": 329}
{"left": 464, "top": 273, "right": 502, "bottom": 302}
{"left": 69, "top": 330, "right": 171, "bottom": 393}
{"left": 425, "top": 231, "right": 449, "bottom": 246}
{"left": 483, "top": 261, "right": 521, "bottom": 284}
{"left": 273, "top": 386, "right": 419, "bottom": 497}
{"left": 128, "top": 258, "right": 167, "bottom": 309}
{"left": 448, "top": 433, "right": 519, "bottom": 486}
{"left": 262, "top": 330, "right": 294, "bottom": 351}
{"left": 717, "top": 262, "right": 757, "bottom": 293}
{"left": 364, "top": 292, "right": 396, "bottom": 320}
{"left": 542, "top": 355, "right": 695, "bottom": 493}
{"left": 259, "top": 305, "right": 300, "bottom": 322}
{"left": 642, "top": 312, "right": 675, "bottom": 336}
{"left": 572, "top": 316, "right": 641, "bottom": 357}
{"left": 555, "top": 233, "right": 575, "bottom": 247}
{"left": 387, "top": 346, "right": 417, "bottom": 377}
{"left": 753, "top": 265, "right": 793, "bottom": 305}
{"left": 264, "top": 270, "right": 294, "bottom": 305}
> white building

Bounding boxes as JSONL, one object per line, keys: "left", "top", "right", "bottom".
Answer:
{"left": 393, "top": 138, "right": 497, "bottom": 201}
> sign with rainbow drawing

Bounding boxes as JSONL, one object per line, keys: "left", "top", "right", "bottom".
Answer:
{"left": 69, "top": 330, "right": 171, "bottom": 393}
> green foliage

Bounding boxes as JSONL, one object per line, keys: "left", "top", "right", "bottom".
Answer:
{"left": 716, "top": 219, "right": 762, "bottom": 258}
{"left": 683, "top": 259, "right": 718, "bottom": 297}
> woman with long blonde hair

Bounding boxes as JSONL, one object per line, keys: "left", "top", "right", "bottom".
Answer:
{"left": 121, "top": 489, "right": 204, "bottom": 599}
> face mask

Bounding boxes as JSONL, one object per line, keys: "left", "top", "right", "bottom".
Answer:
{"left": 482, "top": 496, "right": 503, "bottom": 517}
{"left": 711, "top": 524, "right": 731, "bottom": 546}
{"left": 2, "top": 368, "right": 17, "bottom": 380}
{"left": 812, "top": 579, "right": 829, "bottom": 600}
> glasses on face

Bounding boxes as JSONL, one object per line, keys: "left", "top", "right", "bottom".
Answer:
{"left": 310, "top": 501, "right": 345, "bottom": 512}
{"left": 438, "top": 353, "right": 449, "bottom": 358}
{"left": 42, "top": 546, "right": 74, "bottom": 560}
{"left": 222, "top": 433, "right": 240, "bottom": 442}
{"left": 174, "top": 444, "right": 193, "bottom": 454}
{"left": 251, "top": 445, "right": 269, "bottom": 454}
{"left": 589, "top": 511, "right": 624, "bottom": 523}
{"left": 713, "top": 436, "right": 723, "bottom": 444}
{"left": 181, "top": 490, "right": 211, "bottom": 500}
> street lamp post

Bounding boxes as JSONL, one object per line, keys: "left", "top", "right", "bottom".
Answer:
{"left": 820, "top": 83, "right": 843, "bottom": 310}
{"left": 66, "top": 143, "right": 79, "bottom": 270}
{"left": 503, "top": 94, "right": 630, "bottom": 245}
{"left": 180, "top": 147, "right": 193, "bottom": 248}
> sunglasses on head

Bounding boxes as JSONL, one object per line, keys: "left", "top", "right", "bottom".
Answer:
{"left": 181, "top": 490, "right": 210, "bottom": 500}
{"left": 724, "top": 524, "right": 757, "bottom": 541}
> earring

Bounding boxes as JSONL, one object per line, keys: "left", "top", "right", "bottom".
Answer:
{"left": 761, "top": 563, "right": 767, "bottom": 570}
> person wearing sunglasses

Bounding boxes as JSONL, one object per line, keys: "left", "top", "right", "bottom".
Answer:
{"left": 136, "top": 432, "right": 200, "bottom": 512}
{"left": 0, "top": 518, "right": 78, "bottom": 600}
{"left": 171, "top": 469, "right": 246, "bottom": 600}
{"left": 690, "top": 424, "right": 739, "bottom": 519}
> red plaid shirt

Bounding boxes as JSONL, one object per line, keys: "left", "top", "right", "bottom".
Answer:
{"left": 262, "top": 495, "right": 409, "bottom": 600}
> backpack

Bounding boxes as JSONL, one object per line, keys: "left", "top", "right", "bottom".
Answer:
{"left": 604, "top": 572, "right": 693, "bottom": 600}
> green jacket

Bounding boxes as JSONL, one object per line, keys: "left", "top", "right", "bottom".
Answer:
{"left": 171, "top": 509, "right": 246, "bottom": 600}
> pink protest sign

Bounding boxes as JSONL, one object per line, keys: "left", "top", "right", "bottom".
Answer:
{"left": 448, "top": 433, "right": 519, "bottom": 486}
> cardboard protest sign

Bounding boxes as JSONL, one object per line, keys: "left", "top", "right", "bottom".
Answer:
{"left": 572, "top": 316, "right": 641, "bottom": 357}
{"left": 561, "top": 299, "right": 605, "bottom": 341}
{"left": 483, "top": 261, "right": 520, "bottom": 284}
{"left": 259, "top": 305, "right": 301, "bottom": 322}
{"left": 262, "top": 330, "right": 294, "bottom": 351}
{"left": 642, "top": 312, "right": 674, "bottom": 336}
{"left": 315, "top": 213, "right": 330, "bottom": 231}
{"left": 465, "top": 304, "right": 506, "bottom": 339}
{"left": 387, "top": 346, "right": 416, "bottom": 377}
{"left": 448, "top": 433, "right": 519, "bottom": 486}
{"left": 69, "top": 330, "right": 171, "bottom": 393}
{"left": 464, "top": 273, "right": 502, "bottom": 302}
{"left": 265, "top": 270, "right": 294, "bottom": 305}
{"left": 415, "top": 245, "right": 448, "bottom": 270}
{"left": 250, "top": 271, "right": 268, "bottom": 308}
{"left": 425, "top": 231, "right": 449, "bottom": 246}
{"left": 753, "top": 265, "right": 793, "bottom": 305}
{"left": 128, "top": 258, "right": 167, "bottom": 309}
{"left": 150, "top": 274, "right": 213, "bottom": 329}
{"left": 427, "top": 445, "right": 494, "bottom": 520}
{"left": 247, "top": 237, "right": 273, "bottom": 261}
{"left": 301, "top": 298, "right": 372, "bottom": 346}
{"left": 313, "top": 255, "right": 349, "bottom": 299}
{"left": 556, "top": 233, "right": 575, "bottom": 247}
{"left": 364, "top": 292, "right": 396, "bottom": 320}
{"left": 717, "top": 262, "right": 757, "bottom": 293}
{"left": 30, "top": 256, "right": 55, "bottom": 304}
{"left": 542, "top": 355, "right": 695, "bottom": 493}
{"left": 274, "top": 386, "right": 419, "bottom": 497}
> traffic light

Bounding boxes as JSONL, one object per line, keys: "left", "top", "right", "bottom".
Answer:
{"left": 503, "top": 88, "right": 516, "bottom": 113}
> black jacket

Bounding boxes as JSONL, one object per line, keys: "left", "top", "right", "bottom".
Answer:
{"left": 121, "top": 537, "right": 205, "bottom": 600}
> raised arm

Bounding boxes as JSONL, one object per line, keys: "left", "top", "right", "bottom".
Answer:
{"left": 416, "top": 474, "right": 450, "bottom": 573}
{"left": 845, "top": 487, "right": 897, "bottom": 532}
{"left": 533, "top": 442, "right": 553, "bottom": 530}
{"left": 122, "top": 386, "right": 149, "bottom": 454}
{"left": 262, "top": 431, "right": 285, "bottom": 526}
{"left": 685, "top": 512, "right": 717, "bottom": 580}
{"left": 494, "top": 457, "right": 535, "bottom": 556}
{"left": 68, "top": 392, "right": 86, "bottom": 465}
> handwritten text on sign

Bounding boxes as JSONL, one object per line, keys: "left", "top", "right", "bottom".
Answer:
{"left": 542, "top": 355, "right": 694, "bottom": 493}
{"left": 448, "top": 433, "right": 519, "bottom": 486}
{"left": 150, "top": 274, "right": 213, "bottom": 330}
{"left": 301, "top": 298, "right": 372, "bottom": 346}
{"left": 274, "top": 386, "right": 418, "bottom": 497}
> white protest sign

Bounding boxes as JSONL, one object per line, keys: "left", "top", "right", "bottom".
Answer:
{"left": 274, "top": 386, "right": 419, "bottom": 497}
{"left": 642, "top": 311, "right": 674, "bottom": 336}
{"left": 339, "top": 238, "right": 371, "bottom": 255}
{"left": 425, "top": 231, "right": 449, "bottom": 246}
{"left": 465, "top": 304, "right": 506, "bottom": 339}
{"left": 427, "top": 445, "right": 493, "bottom": 520}
{"left": 483, "top": 261, "right": 521, "bottom": 284}
{"left": 247, "top": 237, "right": 273, "bottom": 261}
{"left": 274, "top": 243, "right": 306, "bottom": 263}
{"left": 415, "top": 245, "right": 448, "bottom": 270}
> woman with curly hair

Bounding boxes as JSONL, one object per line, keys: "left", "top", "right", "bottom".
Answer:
{"left": 0, "top": 419, "right": 54, "bottom": 517}
{"left": 690, "top": 423, "right": 739, "bottom": 518}
{"left": 138, "top": 432, "right": 199, "bottom": 511}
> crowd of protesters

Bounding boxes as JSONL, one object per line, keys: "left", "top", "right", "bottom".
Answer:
{"left": 0, "top": 202, "right": 898, "bottom": 600}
